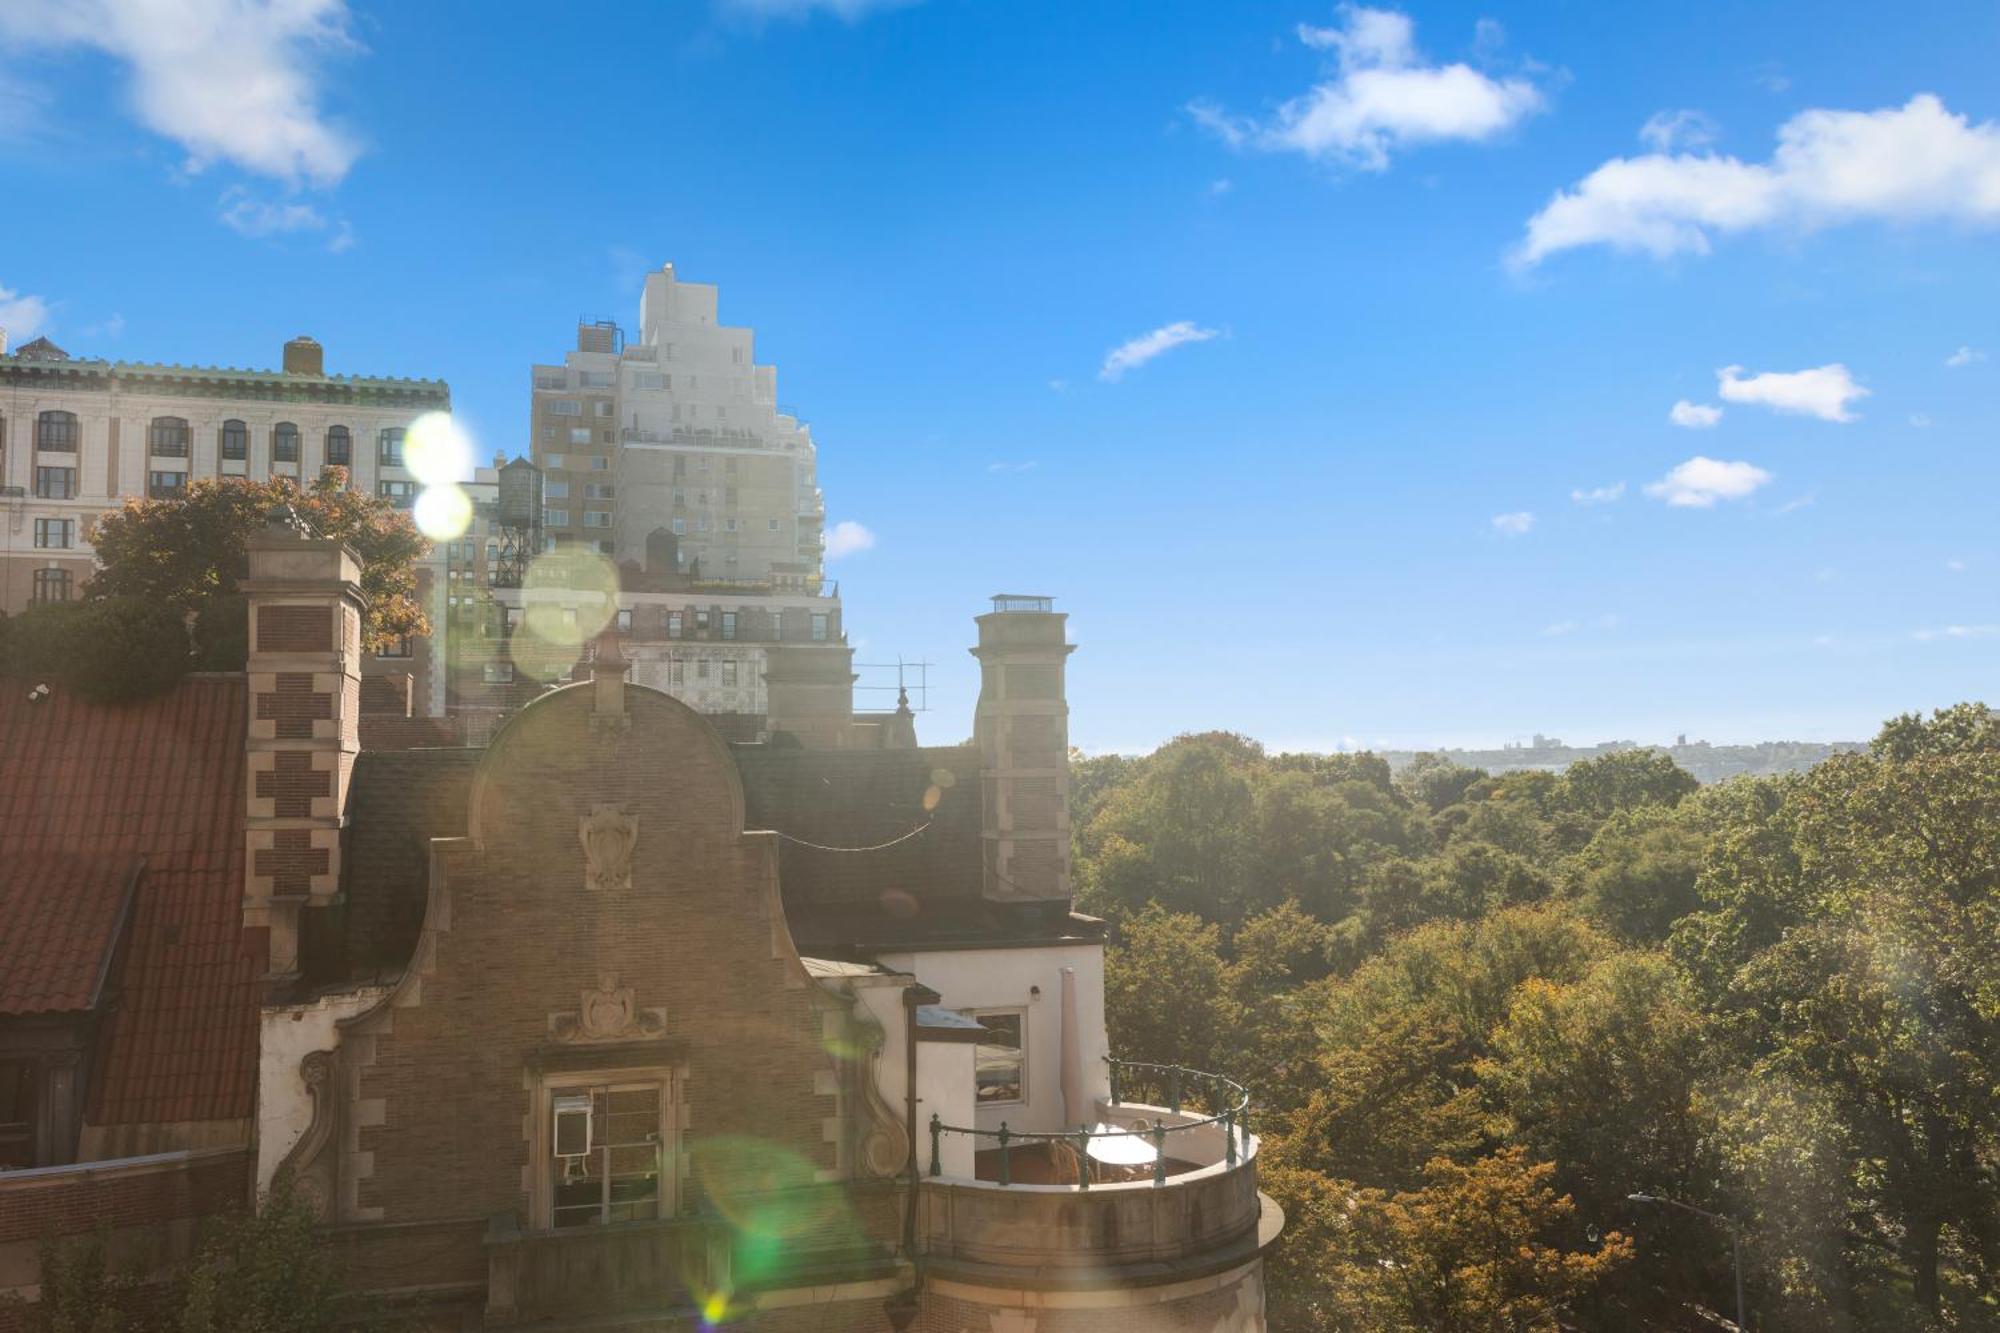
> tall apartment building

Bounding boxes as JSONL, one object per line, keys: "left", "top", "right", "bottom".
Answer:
{"left": 530, "top": 264, "right": 823, "bottom": 582}
{"left": 447, "top": 265, "right": 853, "bottom": 739}
{"left": 0, "top": 332, "right": 451, "bottom": 705}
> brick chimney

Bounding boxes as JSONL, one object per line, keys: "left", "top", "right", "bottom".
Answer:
{"left": 242, "top": 518, "right": 366, "bottom": 982}
{"left": 971, "top": 596, "right": 1075, "bottom": 904}
{"left": 282, "top": 335, "right": 325, "bottom": 377}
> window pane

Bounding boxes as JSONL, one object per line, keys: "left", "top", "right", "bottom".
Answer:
{"left": 970, "top": 1012, "right": 1024, "bottom": 1103}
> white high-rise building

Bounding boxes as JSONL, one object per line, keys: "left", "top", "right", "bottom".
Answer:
{"left": 528, "top": 264, "right": 824, "bottom": 588}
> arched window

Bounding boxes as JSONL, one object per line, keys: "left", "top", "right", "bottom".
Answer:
{"left": 325, "top": 425, "right": 352, "bottom": 466}
{"left": 220, "top": 419, "right": 249, "bottom": 461}
{"left": 36, "top": 410, "right": 78, "bottom": 452}
{"left": 149, "top": 416, "right": 190, "bottom": 458}
{"left": 272, "top": 422, "right": 300, "bottom": 464}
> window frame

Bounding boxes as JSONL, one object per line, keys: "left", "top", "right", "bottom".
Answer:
{"left": 272, "top": 421, "right": 301, "bottom": 464}
{"left": 530, "top": 1070, "right": 679, "bottom": 1231}
{"left": 378, "top": 427, "right": 406, "bottom": 468}
{"left": 33, "top": 518, "right": 74, "bottom": 549}
{"left": 964, "top": 1008, "right": 1028, "bottom": 1108}
{"left": 33, "top": 466, "right": 75, "bottom": 500}
{"left": 149, "top": 416, "right": 190, "bottom": 458}
{"left": 35, "top": 410, "right": 78, "bottom": 453}
{"left": 325, "top": 425, "right": 352, "bottom": 466}
{"left": 30, "top": 568, "right": 72, "bottom": 606}
{"left": 220, "top": 418, "right": 249, "bottom": 462}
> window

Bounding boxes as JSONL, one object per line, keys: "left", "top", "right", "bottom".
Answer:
{"left": 30, "top": 564, "right": 72, "bottom": 600}
{"left": 325, "top": 425, "right": 352, "bottom": 466}
{"left": 544, "top": 454, "right": 566, "bottom": 470}
{"left": 148, "top": 472, "right": 186, "bottom": 499}
{"left": 695, "top": 659, "right": 710, "bottom": 680}
{"left": 592, "top": 400, "right": 614, "bottom": 417}
{"left": 273, "top": 421, "right": 301, "bottom": 463}
{"left": 34, "top": 518, "right": 74, "bottom": 548}
{"left": 149, "top": 416, "right": 189, "bottom": 457}
{"left": 967, "top": 1011, "right": 1025, "bottom": 1105}
{"left": 724, "top": 519, "right": 737, "bottom": 533}
{"left": 811, "top": 612, "right": 829, "bottom": 642}
{"left": 579, "top": 371, "right": 614, "bottom": 389}
{"left": 551, "top": 400, "right": 582, "bottom": 417}
{"left": 544, "top": 508, "right": 570, "bottom": 527}
{"left": 34, "top": 466, "right": 74, "bottom": 499}
{"left": 695, "top": 609, "right": 710, "bottom": 632}
{"left": 36, "top": 410, "right": 78, "bottom": 452}
{"left": 721, "top": 660, "right": 737, "bottom": 686}
{"left": 769, "top": 612, "right": 784, "bottom": 641}
{"left": 586, "top": 483, "right": 615, "bottom": 499}
{"left": 768, "top": 518, "right": 780, "bottom": 531}
{"left": 670, "top": 659, "right": 684, "bottom": 686}
{"left": 583, "top": 511, "right": 612, "bottom": 528}
{"left": 616, "top": 609, "right": 633, "bottom": 631}
{"left": 221, "top": 418, "right": 249, "bottom": 461}
{"left": 377, "top": 635, "right": 414, "bottom": 659}
{"left": 671, "top": 518, "right": 686, "bottom": 536}
{"left": 667, "top": 611, "right": 683, "bottom": 638}
{"left": 378, "top": 479, "right": 417, "bottom": 507}
{"left": 545, "top": 480, "right": 570, "bottom": 500}
{"left": 483, "top": 661, "right": 516, "bottom": 683}
{"left": 379, "top": 427, "right": 406, "bottom": 467}
{"left": 0, "top": 1060, "right": 36, "bottom": 1169}
{"left": 720, "top": 612, "right": 737, "bottom": 640}
{"left": 673, "top": 490, "right": 686, "bottom": 506}
{"left": 591, "top": 457, "right": 610, "bottom": 471}
{"left": 569, "top": 428, "right": 592, "bottom": 445}
{"left": 632, "top": 372, "right": 666, "bottom": 390}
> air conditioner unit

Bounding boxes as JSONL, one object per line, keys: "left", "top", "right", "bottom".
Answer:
{"left": 553, "top": 1094, "right": 592, "bottom": 1160}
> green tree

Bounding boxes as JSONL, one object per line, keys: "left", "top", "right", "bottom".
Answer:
{"left": 1266, "top": 1148, "right": 1635, "bottom": 1333}
{"left": 0, "top": 597, "right": 190, "bottom": 701}
{"left": 1102, "top": 903, "right": 1228, "bottom": 1079}
{"left": 1561, "top": 804, "right": 1707, "bottom": 944}
{"left": 87, "top": 471, "right": 428, "bottom": 658}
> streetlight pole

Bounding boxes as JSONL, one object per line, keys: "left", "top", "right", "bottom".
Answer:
{"left": 1628, "top": 1193, "right": 1747, "bottom": 1332}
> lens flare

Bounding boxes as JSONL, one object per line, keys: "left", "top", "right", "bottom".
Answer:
{"left": 404, "top": 411, "right": 472, "bottom": 487}
{"left": 513, "top": 549, "right": 620, "bottom": 677}
{"left": 413, "top": 483, "right": 473, "bottom": 540}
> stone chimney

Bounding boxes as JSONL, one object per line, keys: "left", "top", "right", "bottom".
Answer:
{"left": 282, "top": 335, "right": 325, "bottom": 377}
{"left": 971, "top": 596, "right": 1075, "bottom": 904}
{"left": 242, "top": 518, "right": 366, "bottom": 982}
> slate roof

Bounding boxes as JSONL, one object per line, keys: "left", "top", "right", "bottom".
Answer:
{"left": 329, "top": 747, "right": 482, "bottom": 979}
{"left": 0, "top": 675, "right": 262, "bottom": 1126}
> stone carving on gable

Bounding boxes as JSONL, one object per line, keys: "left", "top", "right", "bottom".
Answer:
{"left": 274, "top": 1048, "right": 339, "bottom": 1220}
{"left": 848, "top": 1007, "right": 909, "bottom": 1178}
{"left": 579, "top": 806, "right": 638, "bottom": 894}
{"left": 551, "top": 974, "right": 666, "bottom": 1044}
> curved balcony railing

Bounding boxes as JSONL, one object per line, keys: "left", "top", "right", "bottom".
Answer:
{"left": 926, "top": 1058, "right": 1251, "bottom": 1189}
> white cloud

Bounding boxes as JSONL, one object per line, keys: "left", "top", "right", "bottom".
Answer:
{"left": 219, "top": 189, "right": 327, "bottom": 238}
{"left": 1570, "top": 482, "right": 1625, "bottom": 505}
{"left": 0, "top": 282, "right": 51, "bottom": 342}
{"left": 1774, "top": 492, "right": 1816, "bottom": 515}
{"left": 1669, "top": 399, "right": 1723, "bottom": 429}
{"left": 986, "top": 461, "right": 1038, "bottom": 475}
{"left": 825, "top": 520, "right": 876, "bottom": 559}
{"left": 1542, "top": 620, "right": 1578, "bottom": 637}
{"left": 1047, "top": 377, "right": 1068, "bottom": 393}
{"left": 80, "top": 312, "right": 124, "bottom": 338}
{"left": 1491, "top": 510, "right": 1535, "bottom": 535}
{"left": 1207, "top": 177, "right": 1234, "bottom": 196}
{"left": 720, "top": 0, "right": 916, "bottom": 18}
{"left": 1644, "top": 456, "right": 1773, "bottom": 507}
{"left": 1914, "top": 624, "right": 2000, "bottom": 642}
{"left": 1099, "top": 321, "right": 1219, "bottom": 382}
{"left": 1640, "top": 109, "right": 1718, "bottom": 153}
{"left": 0, "top": 0, "right": 360, "bottom": 187}
{"left": 1191, "top": 5, "right": 1543, "bottom": 172}
{"left": 1717, "top": 363, "right": 1866, "bottom": 422}
{"left": 1516, "top": 94, "right": 2000, "bottom": 266}
{"left": 1909, "top": 412, "right": 1932, "bottom": 428}
{"left": 1945, "top": 345, "right": 1984, "bottom": 367}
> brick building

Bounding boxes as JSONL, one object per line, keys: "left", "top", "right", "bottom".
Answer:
{"left": 1, "top": 525, "right": 1280, "bottom": 1330}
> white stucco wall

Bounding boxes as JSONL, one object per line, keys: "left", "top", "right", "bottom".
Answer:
{"left": 255, "top": 987, "right": 388, "bottom": 1191}
{"left": 875, "top": 944, "right": 1109, "bottom": 1138}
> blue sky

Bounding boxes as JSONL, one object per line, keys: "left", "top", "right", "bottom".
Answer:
{"left": 3, "top": 0, "right": 1997, "bottom": 752}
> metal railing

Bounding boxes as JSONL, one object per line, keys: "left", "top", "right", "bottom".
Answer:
{"left": 926, "top": 1059, "right": 1251, "bottom": 1190}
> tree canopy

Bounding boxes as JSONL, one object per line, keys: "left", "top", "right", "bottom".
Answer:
{"left": 87, "top": 471, "right": 429, "bottom": 659}
{"left": 1083, "top": 705, "right": 2000, "bottom": 1330}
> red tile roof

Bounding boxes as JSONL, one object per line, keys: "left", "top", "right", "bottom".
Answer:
{"left": 0, "top": 675, "right": 262, "bottom": 1127}
{"left": 0, "top": 852, "right": 138, "bottom": 1014}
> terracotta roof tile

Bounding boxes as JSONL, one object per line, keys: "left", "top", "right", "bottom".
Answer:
{"left": 0, "top": 675, "right": 261, "bottom": 1127}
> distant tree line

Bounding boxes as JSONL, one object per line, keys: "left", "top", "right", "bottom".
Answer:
{"left": 1077, "top": 706, "right": 2000, "bottom": 1331}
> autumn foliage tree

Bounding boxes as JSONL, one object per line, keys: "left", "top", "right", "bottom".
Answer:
{"left": 87, "top": 471, "right": 429, "bottom": 662}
